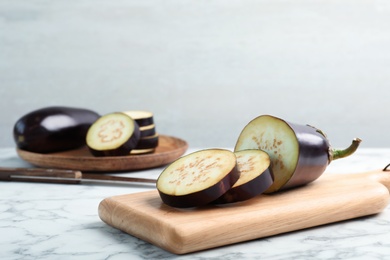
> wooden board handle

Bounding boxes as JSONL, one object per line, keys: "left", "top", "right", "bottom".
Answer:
{"left": 366, "top": 169, "right": 390, "bottom": 191}
{"left": 334, "top": 168, "right": 390, "bottom": 191}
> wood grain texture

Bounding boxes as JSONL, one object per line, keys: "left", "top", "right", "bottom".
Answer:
{"left": 16, "top": 135, "right": 188, "bottom": 172}
{"left": 98, "top": 170, "right": 390, "bottom": 254}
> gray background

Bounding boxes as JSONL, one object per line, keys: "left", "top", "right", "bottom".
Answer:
{"left": 1, "top": 0, "right": 390, "bottom": 150}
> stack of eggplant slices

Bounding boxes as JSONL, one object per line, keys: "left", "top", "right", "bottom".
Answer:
{"left": 86, "top": 110, "right": 159, "bottom": 156}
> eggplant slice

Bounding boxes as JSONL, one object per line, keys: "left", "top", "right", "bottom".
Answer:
{"left": 136, "top": 134, "right": 159, "bottom": 150}
{"left": 130, "top": 148, "right": 156, "bottom": 155}
{"left": 123, "top": 110, "right": 154, "bottom": 127}
{"left": 86, "top": 112, "right": 140, "bottom": 156}
{"left": 157, "top": 149, "right": 240, "bottom": 208}
{"left": 139, "top": 124, "right": 156, "bottom": 137}
{"left": 214, "top": 149, "right": 273, "bottom": 204}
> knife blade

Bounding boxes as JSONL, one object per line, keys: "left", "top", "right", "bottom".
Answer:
{"left": 0, "top": 167, "right": 156, "bottom": 185}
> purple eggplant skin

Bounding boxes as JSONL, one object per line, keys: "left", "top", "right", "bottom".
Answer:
{"left": 136, "top": 134, "right": 159, "bottom": 150}
{"left": 280, "top": 122, "right": 331, "bottom": 190}
{"left": 213, "top": 167, "right": 273, "bottom": 204}
{"left": 13, "top": 106, "right": 100, "bottom": 153}
{"left": 282, "top": 122, "right": 361, "bottom": 191}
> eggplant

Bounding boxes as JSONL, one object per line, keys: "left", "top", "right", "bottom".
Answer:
{"left": 124, "top": 111, "right": 158, "bottom": 154}
{"left": 135, "top": 134, "right": 159, "bottom": 150}
{"left": 130, "top": 148, "right": 156, "bottom": 155}
{"left": 234, "top": 115, "right": 361, "bottom": 193}
{"left": 86, "top": 112, "right": 141, "bottom": 157}
{"left": 139, "top": 124, "right": 156, "bottom": 137}
{"left": 123, "top": 110, "right": 154, "bottom": 127}
{"left": 157, "top": 149, "right": 240, "bottom": 208}
{"left": 13, "top": 106, "right": 100, "bottom": 153}
{"left": 213, "top": 149, "right": 274, "bottom": 204}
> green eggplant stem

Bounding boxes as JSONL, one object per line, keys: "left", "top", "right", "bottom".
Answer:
{"left": 331, "top": 138, "right": 362, "bottom": 161}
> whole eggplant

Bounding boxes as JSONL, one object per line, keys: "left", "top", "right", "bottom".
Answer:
{"left": 13, "top": 106, "right": 100, "bottom": 153}
{"left": 234, "top": 115, "right": 361, "bottom": 193}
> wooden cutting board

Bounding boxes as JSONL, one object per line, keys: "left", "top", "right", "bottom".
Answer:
{"left": 98, "top": 169, "right": 390, "bottom": 255}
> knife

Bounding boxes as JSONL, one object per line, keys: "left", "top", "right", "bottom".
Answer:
{"left": 0, "top": 167, "right": 157, "bottom": 185}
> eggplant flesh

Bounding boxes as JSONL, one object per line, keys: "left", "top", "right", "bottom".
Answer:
{"left": 86, "top": 112, "right": 140, "bottom": 157}
{"left": 234, "top": 115, "right": 361, "bottom": 193}
{"left": 13, "top": 106, "right": 100, "bottom": 153}
{"left": 157, "top": 149, "right": 239, "bottom": 208}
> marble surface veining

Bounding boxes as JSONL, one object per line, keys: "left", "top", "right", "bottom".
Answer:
{"left": 1, "top": 147, "right": 390, "bottom": 259}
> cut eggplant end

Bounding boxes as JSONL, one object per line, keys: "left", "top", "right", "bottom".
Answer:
{"left": 86, "top": 112, "right": 140, "bottom": 156}
{"left": 156, "top": 149, "right": 240, "bottom": 208}
{"left": 136, "top": 134, "right": 159, "bottom": 149}
{"left": 234, "top": 115, "right": 299, "bottom": 193}
{"left": 213, "top": 149, "right": 273, "bottom": 204}
{"left": 123, "top": 110, "right": 154, "bottom": 127}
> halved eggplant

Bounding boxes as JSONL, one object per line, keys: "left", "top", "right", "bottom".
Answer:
{"left": 234, "top": 115, "right": 361, "bottom": 193}
{"left": 157, "top": 149, "right": 240, "bottom": 208}
{"left": 123, "top": 110, "right": 154, "bottom": 127}
{"left": 86, "top": 112, "right": 140, "bottom": 156}
{"left": 13, "top": 106, "right": 100, "bottom": 153}
{"left": 213, "top": 149, "right": 273, "bottom": 204}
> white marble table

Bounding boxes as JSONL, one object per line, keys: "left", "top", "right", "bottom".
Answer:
{"left": 1, "top": 147, "right": 390, "bottom": 260}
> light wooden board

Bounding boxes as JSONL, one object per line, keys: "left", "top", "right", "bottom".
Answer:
{"left": 98, "top": 170, "right": 390, "bottom": 254}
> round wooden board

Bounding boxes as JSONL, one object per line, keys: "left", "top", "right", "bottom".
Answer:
{"left": 16, "top": 135, "right": 188, "bottom": 172}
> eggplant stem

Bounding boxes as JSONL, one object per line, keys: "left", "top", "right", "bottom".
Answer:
{"left": 331, "top": 138, "right": 362, "bottom": 161}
